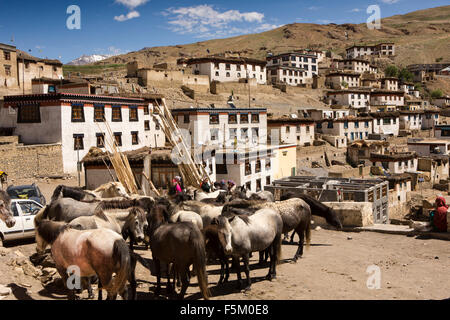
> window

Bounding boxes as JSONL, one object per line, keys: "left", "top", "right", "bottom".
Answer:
{"left": 129, "top": 107, "right": 138, "bottom": 122}
{"left": 72, "top": 105, "right": 85, "bottom": 122}
{"left": 229, "top": 114, "right": 237, "bottom": 124}
{"left": 266, "top": 176, "right": 271, "bottom": 186}
{"left": 225, "top": 64, "right": 231, "bottom": 70}
{"left": 286, "top": 126, "right": 291, "bottom": 134}
{"left": 144, "top": 105, "right": 149, "bottom": 115}
{"left": 256, "top": 179, "right": 262, "bottom": 192}
{"left": 245, "top": 160, "right": 252, "bottom": 176}
{"left": 266, "top": 158, "right": 271, "bottom": 170}
{"left": 255, "top": 160, "right": 261, "bottom": 173}
{"left": 327, "top": 122, "right": 333, "bottom": 129}
{"left": 215, "top": 71, "right": 219, "bottom": 77}
{"left": 144, "top": 120, "right": 150, "bottom": 131}
{"left": 74, "top": 134, "right": 84, "bottom": 151}
{"left": 131, "top": 131, "right": 139, "bottom": 145}
{"left": 112, "top": 106, "right": 122, "bottom": 122}
{"left": 241, "top": 128, "right": 249, "bottom": 139}
{"left": 210, "top": 129, "right": 219, "bottom": 141}
{"left": 96, "top": 133, "right": 105, "bottom": 148}
{"left": 229, "top": 128, "right": 237, "bottom": 141}
{"left": 237, "top": 65, "right": 241, "bottom": 71}
{"left": 18, "top": 104, "right": 41, "bottom": 123}
{"left": 252, "top": 128, "right": 259, "bottom": 142}
{"left": 365, "top": 121, "right": 369, "bottom": 128}
{"left": 355, "top": 122, "right": 359, "bottom": 128}
{"left": 114, "top": 133, "right": 122, "bottom": 147}
{"left": 251, "top": 114, "right": 260, "bottom": 124}
{"left": 344, "top": 121, "right": 349, "bottom": 129}
{"left": 4, "top": 51, "right": 11, "bottom": 60}
{"left": 94, "top": 105, "right": 105, "bottom": 122}
{"left": 209, "top": 114, "right": 219, "bottom": 125}
{"left": 154, "top": 119, "right": 161, "bottom": 130}
{"left": 214, "top": 63, "right": 220, "bottom": 69}
{"left": 226, "top": 72, "right": 230, "bottom": 77}
{"left": 4, "top": 65, "right": 11, "bottom": 76}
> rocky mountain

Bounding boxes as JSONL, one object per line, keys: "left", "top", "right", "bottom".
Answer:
{"left": 97, "top": 5, "right": 450, "bottom": 68}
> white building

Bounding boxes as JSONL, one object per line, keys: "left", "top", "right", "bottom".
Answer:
{"left": 318, "top": 116, "right": 374, "bottom": 142}
{"left": 422, "top": 109, "right": 440, "bottom": 130}
{"left": 381, "top": 78, "right": 399, "bottom": 91}
{"left": 346, "top": 43, "right": 395, "bottom": 59}
{"left": 267, "top": 117, "right": 315, "bottom": 146}
{"left": 178, "top": 56, "right": 267, "bottom": 85}
{"left": 327, "top": 90, "right": 371, "bottom": 109}
{"left": 370, "top": 90, "right": 405, "bottom": 107}
{"left": 369, "top": 112, "right": 400, "bottom": 136}
{"left": 307, "top": 108, "right": 351, "bottom": 121}
{"left": 171, "top": 107, "right": 268, "bottom": 150}
{"left": 267, "top": 66, "right": 307, "bottom": 86}
{"left": 1, "top": 93, "right": 165, "bottom": 173}
{"left": 399, "top": 110, "right": 424, "bottom": 131}
{"left": 325, "top": 72, "right": 361, "bottom": 89}
{"left": 215, "top": 146, "right": 277, "bottom": 192}
{"left": 332, "top": 59, "right": 377, "bottom": 74}
{"left": 370, "top": 152, "right": 418, "bottom": 174}
{"left": 267, "top": 53, "right": 318, "bottom": 81}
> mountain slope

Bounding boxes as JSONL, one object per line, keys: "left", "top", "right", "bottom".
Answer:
{"left": 98, "top": 5, "right": 450, "bottom": 68}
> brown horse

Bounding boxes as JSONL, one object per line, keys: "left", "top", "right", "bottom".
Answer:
{"left": 147, "top": 203, "right": 210, "bottom": 300}
{"left": 0, "top": 190, "right": 15, "bottom": 228}
{"left": 35, "top": 219, "right": 132, "bottom": 300}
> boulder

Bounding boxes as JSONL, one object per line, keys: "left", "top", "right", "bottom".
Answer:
{"left": 0, "top": 285, "right": 12, "bottom": 296}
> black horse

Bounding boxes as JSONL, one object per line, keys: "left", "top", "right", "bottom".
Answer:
{"left": 51, "top": 185, "right": 98, "bottom": 203}
{"left": 281, "top": 192, "right": 343, "bottom": 242}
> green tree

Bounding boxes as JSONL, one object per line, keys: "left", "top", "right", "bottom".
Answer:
{"left": 431, "top": 89, "right": 444, "bottom": 99}
{"left": 385, "top": 65, "right": 399, "bottom": 78}
{"left": 398, "top": 68, "right": 413, "bottom": 83}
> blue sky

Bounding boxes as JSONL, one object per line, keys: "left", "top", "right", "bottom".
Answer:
{"left": 0, "top": 0, "right": 447, "bottom": 63}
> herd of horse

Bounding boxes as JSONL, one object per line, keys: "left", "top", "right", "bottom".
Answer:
{"left": 0, "top": 182, "right": 343, "bottom": 300}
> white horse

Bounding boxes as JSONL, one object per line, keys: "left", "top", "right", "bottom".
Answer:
{"left": 169, "top": 210, "right": 203, "bottom": 230}
{"left": 194, "top": 190, "right": 223, "bottom": 202}
{"left": 216, "top": 208, "right": 283, "bottom": 291}
{"left": 176, "top": 201, "right": 223, "bottom": 228}
{"left": 88, "top": 182, "right": 130, "bottom": 199}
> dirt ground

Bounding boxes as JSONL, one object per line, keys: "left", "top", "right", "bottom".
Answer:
{"left": 0, "top": 178, "right": 449, "bottom": 301}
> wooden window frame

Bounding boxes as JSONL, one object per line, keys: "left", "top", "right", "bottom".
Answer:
{"left": 129, "top": 106, "right": 139, "bottom": 122}
{"left": 114, "top": 132, "right": 123, "bottom": 147}
{"left": 144, "top": 120, "right": 150, "bottom": 131}
{"left": 131, "top": 131, "right": 139, "bottom": 145}
{"left": 73, "top": 134, "right": 84, "bottom": 151}
{"left": 112, "top": 106, "right": 122, "bottom": 122}
{"left": 71, "top": 104, "right": 85, "bottom": 123}
{"left": 94, "top": 105, "right": 105, "bottom": 122}
{"left": 96, "top": 133, "right": 105, "bottom": 148}
{"left": 17, "top": 104, "right": 41, "bottom": 123}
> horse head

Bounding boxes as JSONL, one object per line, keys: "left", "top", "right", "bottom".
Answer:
{"left": 216, "top": 215, "right": 235, "bottom": 255}
{"left": 0, "top": 191, "right": 15, "bottom": 228}
{"left": 326, "top": 207, "right": 343, "bottom": 230}
{"left": 128, "top": 207, "right": 148, "bottom": 243}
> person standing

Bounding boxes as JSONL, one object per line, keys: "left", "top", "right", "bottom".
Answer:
{"left": 434, "top": 196, "right": 449, "bottom": 232}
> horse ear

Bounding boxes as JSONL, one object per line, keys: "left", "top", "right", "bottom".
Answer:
{"left": 211, "top": 217, "right": 218, "bottom": 225}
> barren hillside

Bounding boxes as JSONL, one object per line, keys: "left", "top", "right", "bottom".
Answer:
{"left": 99, "top": 5, "right": 450, "bottom": 68}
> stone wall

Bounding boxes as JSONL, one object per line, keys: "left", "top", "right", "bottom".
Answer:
{"left": 210, "top": 81, "right": 278, "bottom": 95}
{"left": 324, "top": 202, "right": 374, "bottom": 227}
{"left": 0, "top": 136, "right": 63, "bottom": 181}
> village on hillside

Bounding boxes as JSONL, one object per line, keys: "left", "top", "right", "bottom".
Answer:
{"left": 0, "top": 8, "right": 449, "bottom": 302}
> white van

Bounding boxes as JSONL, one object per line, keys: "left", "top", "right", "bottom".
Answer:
{"left": 0, "top": 199, "right": 43, "bottom": 246}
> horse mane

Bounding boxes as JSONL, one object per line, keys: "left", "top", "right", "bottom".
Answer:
{"left": 96, "top": 199, "right": 138, "bottom": 211}
{"left": 36, "top": 220, "right": 72, "bottom": 244}
{"left": 0, "top": 190, "right": 11, "bottom": 204}
{"left": 51, "top": 185, "right": 94, "bottom": 202}
{"left": 129, "top": 207, "right": 146, "bottom": 222}
{"left": 236, "top": 214, "right": 251, "bottom": 225}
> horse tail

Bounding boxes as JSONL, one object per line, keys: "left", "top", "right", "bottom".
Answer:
{"left": 51, "top": 185, "right": 64, "bottom": 203}
{"left": 191, "top": 228, "right": 210, "bottom": 300}
{"left": 111, "top": 240, "right": 131, "bottom": 299}
{"left": 305, "top": 218, "right": 311, "bottom": 251}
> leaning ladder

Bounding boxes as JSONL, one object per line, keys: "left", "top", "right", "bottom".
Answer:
{"left": 153, "top": 100, "right": 212, "bottom": 189}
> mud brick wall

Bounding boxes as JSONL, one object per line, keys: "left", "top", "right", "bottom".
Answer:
{"left": 0, "top": 137, "right": 63, "bottom": 181}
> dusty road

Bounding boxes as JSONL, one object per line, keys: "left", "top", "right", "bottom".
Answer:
{"left": 1, "top": 178, "right": 448, "bottom": 300}
{"left": 1, "top": 228, "right": 449, "bottom": 300}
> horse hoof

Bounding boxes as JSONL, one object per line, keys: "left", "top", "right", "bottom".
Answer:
{"left": 265, "top": 274, "right": 272, "bottom": 281}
